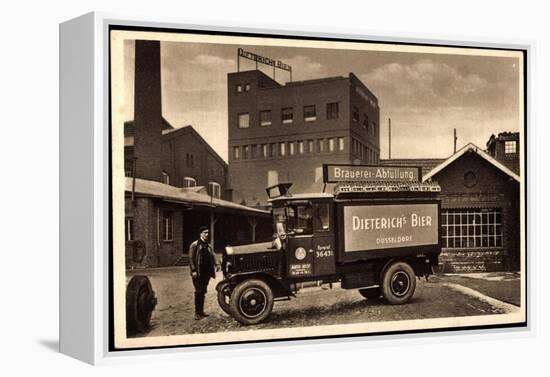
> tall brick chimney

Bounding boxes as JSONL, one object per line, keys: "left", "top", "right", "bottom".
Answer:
{"left": 133, "top": 40, "right": 162, "bottom": 182}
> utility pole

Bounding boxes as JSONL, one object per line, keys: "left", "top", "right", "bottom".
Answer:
{"left": 454, "top": 128, "right": 457, "bottom": 153}
{"left": 388, "top": 118, "right": 392, "bottom": 160}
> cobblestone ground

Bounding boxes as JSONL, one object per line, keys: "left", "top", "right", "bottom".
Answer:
{"left": 126, "top": 267, "right": 521, "bottom": 337}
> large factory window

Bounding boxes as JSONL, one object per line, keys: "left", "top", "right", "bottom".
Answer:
{"left": 282, "top": 107, "right": 293, "bottom": 124}
{"left": 442, "top": 209, "right": 502, "bottom": 249}
{"left": 260, "top": 110, "right": 272, "bottom": 126}
{"left": 238, "top": 113, "right": 250, "bottom": 128}
{"left": 327, "top": 102, "right": 339, "bottom": 119}
{"left": 304, "top": 105, "right": 316, "bottom": 122}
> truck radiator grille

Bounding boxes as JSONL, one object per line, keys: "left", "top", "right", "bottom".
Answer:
{"left": 235, "top": 253, "right": 278, "bottom": 272}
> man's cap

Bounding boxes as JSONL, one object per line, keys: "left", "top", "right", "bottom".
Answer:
{"left": 199, "top": 226, "right": 209, "bottom": 233}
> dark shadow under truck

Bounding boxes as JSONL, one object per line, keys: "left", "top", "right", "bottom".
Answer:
{"left": 216, "top": 181, "right": 442, "bottom": 325}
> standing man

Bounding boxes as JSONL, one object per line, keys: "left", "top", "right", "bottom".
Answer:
{"left": 188, "top": 226, "right": 218, "bottom": 320}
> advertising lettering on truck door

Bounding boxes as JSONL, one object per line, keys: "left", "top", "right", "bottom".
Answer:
{"left": 343, "top": 203, "right": 439, "bottom": 252}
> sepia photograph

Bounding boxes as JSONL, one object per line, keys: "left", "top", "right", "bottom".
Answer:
{"left": 109, "top": 27, "right": 526, "bottom": 350}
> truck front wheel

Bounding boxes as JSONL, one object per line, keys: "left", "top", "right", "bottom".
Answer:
{"left": 381, "top": 262, "right": 416, "bottom": 304}
{"left": 229, "top": 279, "right": 274, "bottom": 325}
{"left": 217, "top": 283, "right": 232, "bottom": 315}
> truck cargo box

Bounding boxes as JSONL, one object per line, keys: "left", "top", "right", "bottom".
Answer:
{"left": 336, "top": 198, "right": 441, "bottom": 263}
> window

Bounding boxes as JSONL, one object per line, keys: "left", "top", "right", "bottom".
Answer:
{"left": 314, "top": 203, "right": 330, "bottom": 231}
{"left": 162, "top": 210, "right": 173, "bottom": 242}
{"left": 236, "top": 84, "right": 243, "bottom": 93}
{"left": 261, "top": 144, "right": 268, "bottom": 158}
{"left": 304, "top": 105, "right": 316, "bottom": 122}
{"left": 233, "top": 146, "right": 240, "bottom": 160}
{"left": 371, "top": 121, "right": 377, "bottom": 135}
{"left": 289, "top": 142, "right": 295, "bottom": 156}
{"left": 282, "top": 107, "right": 293, "bottom": 124}
{"left": 270, "top": 143, "right": 276, "bottom": 158}
{"left": 352, "top": 105, "right": 359, "bottom": 122}
{"left": 327, "top": 102, "right": 339, "bottom": 119}
{"left": 363, "top": 114, "right": 369, "bottom": 130}
{"left": 307, "top": 139, "right": 314, "bottom": 153}
{"left": 279, "top": 142, "right": 286, "bottom": 156}
{"left": 162, "top": 171, "right": 170, "bottom": 185}
{"left": 317, "top": 139, "right": 324, "bottom": 153}
{"left": 125, "top": 217, "right": 134, "bottom": 241}
{"left": 245, "top": 83, "right": 251, "bottom": 92}
{"left": 125, "top": 169, "right": 133, "bottom": 178}
{"left": 260, "top": 110, "right": 272, "bottom": 126}
{"left": 208, "top": 182, "right": 221, "bottom": 198}
{"left": 298, "top": 141, "right": 304, "bottom": 154}
{"left": 251, "top": 144, "right": 259, "bottom": 159}
{"left": 338, "top": 137, "right": 344, "bottom": 151}
{"left": 183, "top": 177, "right": 196, "bottom": 188}
{"left": 238, "top": 113, "right": 250, "bottom": 128}
{"left": 505, "top": 141, "right": 517, "bottom": 154}
{"left": 243, "top": 145, "right": 250, "bottom": 159}
{"left": 441, "top": 209, "right": 502, "bottom": 249}
{"left": 328, "top": 138, "right": 335, "bottom": 152}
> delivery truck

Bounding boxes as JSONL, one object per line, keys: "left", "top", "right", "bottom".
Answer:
{"left": 216, "top": 164, "right": 442, "bottom": 325}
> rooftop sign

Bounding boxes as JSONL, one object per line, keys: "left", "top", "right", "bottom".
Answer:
{"left": 323, "top": 164, "right": 420, "bottom": 183}
{"left": 237, "top": 48, "right": 293, "bottom": 81}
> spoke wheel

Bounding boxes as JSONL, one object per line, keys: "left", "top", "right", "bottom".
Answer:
{"left": 381, "top": 262, "right": 416, "bottom": 305}
{"left": 229, "top": 279, "right": 274, "bottom": 325}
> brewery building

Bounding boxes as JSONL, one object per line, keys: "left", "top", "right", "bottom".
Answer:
{"left": 227, "top": 69, "right": 381, "bottom": 207}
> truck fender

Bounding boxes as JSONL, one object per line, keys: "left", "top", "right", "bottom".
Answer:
{"left": 218, "top": 273, "right": 292, "bottom": 298}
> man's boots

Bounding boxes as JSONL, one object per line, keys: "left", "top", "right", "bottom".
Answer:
{"left": 199, "top": 295, "right": 209, "bottom": 317}
{"left": 194, "top": 293, "right": 202, "bottom": 320}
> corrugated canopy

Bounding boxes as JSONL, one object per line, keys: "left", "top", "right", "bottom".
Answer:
{"left": 125, "top": 177, "right": 270, "bottom": 216}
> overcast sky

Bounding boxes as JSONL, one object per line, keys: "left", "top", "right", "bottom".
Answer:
{"left": 124, "top": 39, "right": 521, "bottom": 162}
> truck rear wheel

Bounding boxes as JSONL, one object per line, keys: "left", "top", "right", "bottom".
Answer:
{"left": 381, "top": 262, "right": 416, "bottom": 304}
{"left": 358, "top": 287, "right": 381, "bottom": 300}
{"left": 229, "top": 279, "right": 274, "bottom": 325}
